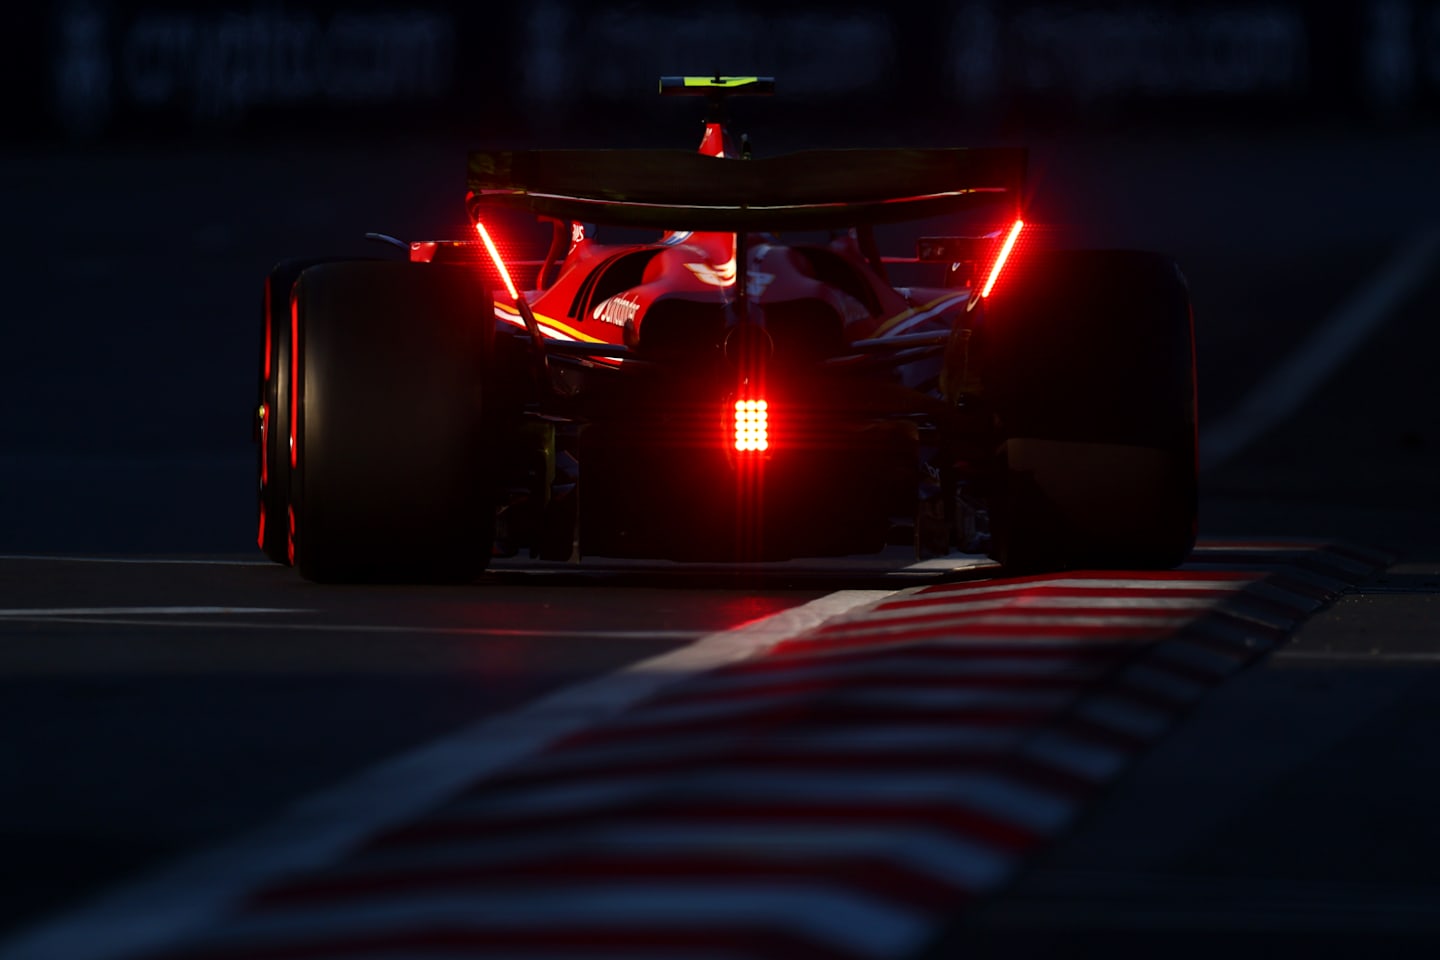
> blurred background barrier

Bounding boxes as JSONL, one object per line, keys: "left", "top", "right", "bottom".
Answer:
{"left": 6, "top": 0, "right": 1440, "bottom": 144}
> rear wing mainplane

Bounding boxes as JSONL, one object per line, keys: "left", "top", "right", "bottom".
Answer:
{"left": 466, "top": 147, "right": 1027, "bottom": 232}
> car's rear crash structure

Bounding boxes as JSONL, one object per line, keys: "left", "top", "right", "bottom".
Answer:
{"left": 255, "top": 77, "right": 1197, "bottom": 583}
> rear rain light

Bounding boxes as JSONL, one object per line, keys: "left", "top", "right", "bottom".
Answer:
{"left": 734, "top": 399, "right": 769, "bottom": 452}
{"left": 980, "top": 219, "right": 1025, "bottom": 298}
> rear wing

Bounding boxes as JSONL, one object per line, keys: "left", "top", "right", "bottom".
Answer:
{"left": 466, "top": 147, "right": 1026, "bottom": 232}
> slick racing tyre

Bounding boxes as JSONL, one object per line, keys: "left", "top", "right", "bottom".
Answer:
{"left": 257, "top": 258, "right": 323, "bottom": 565}
{"left": 289, "top": 261, "right": 497, "bottom": 583}
{"left": 979, "top": 249, "right": 1198, "bottom": 572}
{"left": 256, "top": 257, "right": 378, "bottom": 565}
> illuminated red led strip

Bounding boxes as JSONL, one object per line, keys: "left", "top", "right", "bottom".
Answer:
{"left": 980, "top": 219, "right": 1025, "bottom": 299}
{"left": 475, "top": 220, "right": 519, "bottom": 301}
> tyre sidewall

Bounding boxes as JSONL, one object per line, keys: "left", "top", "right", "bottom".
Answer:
{"left": 291, "top": 261, "right": 497, "bottom": 583}
{"left": 979, "top": 250, "right": 1198, "bottom": 570}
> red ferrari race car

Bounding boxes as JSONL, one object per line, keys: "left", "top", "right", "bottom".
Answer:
{"left": 254, "top": 77, "right": 1197, "bottom": 583}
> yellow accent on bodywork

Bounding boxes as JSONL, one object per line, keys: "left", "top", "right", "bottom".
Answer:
{"left": 494, "top": 301, "right": 606, "bottom": 343}
{"left": 869, "top": 294, "right": 962, "bottom": 338}
{"left": 682, "top": 76, "right": 760, "bottom": 88}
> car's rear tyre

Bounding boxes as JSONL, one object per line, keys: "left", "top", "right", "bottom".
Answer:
{"left": 979, "top": 249, "right": 1198, "bottom": 572}
{"left": 257, "top": 257, "right": 376, "bottom": 565}
{"left": 290, "top": 261, "right": 497, "bottom": 583}
{"left": 257, "top": 259, "right": 318, "bottom": 564}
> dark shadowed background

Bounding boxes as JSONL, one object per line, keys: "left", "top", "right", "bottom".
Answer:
{"left": 5, "top": 0, "right": 1439, "bottom": 558}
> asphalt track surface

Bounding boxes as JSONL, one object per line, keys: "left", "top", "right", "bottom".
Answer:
{"left": 3, "top": 120, "right": 1440, "bottom": 958}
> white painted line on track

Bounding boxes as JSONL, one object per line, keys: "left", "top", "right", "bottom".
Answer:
{"left": 901, "top": 555, "right": 998, "bottom": 573}
{"left": 1199, "top": 226, "right": 1440, "bottom": 471}
{"left": 1191, "top": 541, "right": 1334, "bottom": 551}
{"left": 0, "top": 616, "right": 709, "bottom": 641}
{"left": 0, "top": 554, "right": 274, "bottom": 567}
{"left": 0, "top": 607, "right": 305, "bottom": 618}
{"left": 0, "top": 589, "right": 888, "bottom": 960}
{"left": 491, "top": 553, "right": 996, "bottom": 578}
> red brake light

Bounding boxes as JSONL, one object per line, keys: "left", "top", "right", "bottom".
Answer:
{"left": 980, "top": 219, "right": 1025, "bottom": 298}
{"left": 734, "top": 399, "right": 769, "bottom": 452}
{"left": 475, "top": 220, "right": 519, "bottom": 301}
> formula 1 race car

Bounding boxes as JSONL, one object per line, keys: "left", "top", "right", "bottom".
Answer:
{"left": 254, "top": 77, "right": 1197, "bottom": 583}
